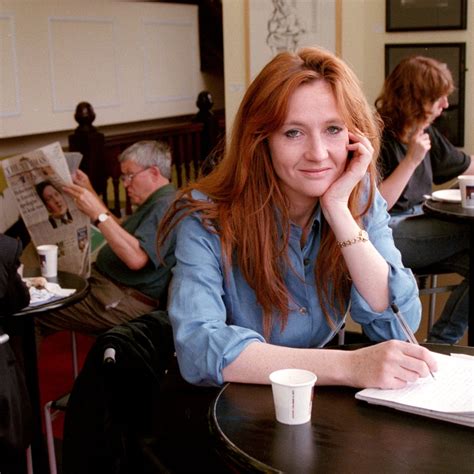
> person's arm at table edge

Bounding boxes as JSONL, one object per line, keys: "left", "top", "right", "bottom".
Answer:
{"left": 378, "top": 128, "right": 431, "bottom": 210}
{"left": 222, "top": 340, "right": 438, "bottom": 390}
{"left": 378, "top": 159, "right": 419, "bottom": 210}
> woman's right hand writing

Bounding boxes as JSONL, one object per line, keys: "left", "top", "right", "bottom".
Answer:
{"left": 348, "top": 340, "right": 438, "bottom": 389}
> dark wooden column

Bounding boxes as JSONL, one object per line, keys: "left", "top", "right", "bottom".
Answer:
{"left": 193, "top": 91, "right": 220, "bottom": 163}
{"left": 68, "top": 102, "right": 107, "bottom": 201}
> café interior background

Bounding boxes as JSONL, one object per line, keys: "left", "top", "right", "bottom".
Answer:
{"left": 1, "top": 0, "right": 471, "bottom": 343}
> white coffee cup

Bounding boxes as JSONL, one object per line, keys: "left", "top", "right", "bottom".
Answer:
{"left": 37, "top": 244, "right": 58, "bottom": 278}
{"left": 269, "top": 368, "right": 317, "bottom": 425}
{"left": 458, "top": 175, "right": 474, "bottom": 208}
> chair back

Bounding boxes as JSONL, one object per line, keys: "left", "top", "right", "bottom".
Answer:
{"left": 62, "top": 311, "right": 174, "bottom": 474}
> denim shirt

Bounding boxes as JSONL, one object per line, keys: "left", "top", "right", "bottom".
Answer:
{"left": 168, "top": 189, "right": 421, "bottom": 386}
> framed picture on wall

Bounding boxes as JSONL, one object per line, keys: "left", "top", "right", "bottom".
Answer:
{"left": 386, "top": 0, "right": 467, "bottom": 32}
{"left": 248, "top": 0, "right": 336, "bottom": 80}
{"left": 385, "top": 43, "right": 466, "bottom": 146}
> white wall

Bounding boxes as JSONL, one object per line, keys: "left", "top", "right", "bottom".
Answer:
{"left": 222, "top": 0, "right": 248, "bottom": 132}
{"left": 0, "top": 1, "right": 203, "bottom": 140}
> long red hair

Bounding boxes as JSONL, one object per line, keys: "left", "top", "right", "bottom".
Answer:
{"left": 159, "top": 47, "right": 381, "bottom": 339}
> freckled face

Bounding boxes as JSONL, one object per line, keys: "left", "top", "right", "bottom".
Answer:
{"left": 268, "top": 80, "right": 349, "bottom": 212}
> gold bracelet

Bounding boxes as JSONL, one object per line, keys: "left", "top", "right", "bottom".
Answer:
{"left": 336, "top": 229, "right": 369, "bottom": 248}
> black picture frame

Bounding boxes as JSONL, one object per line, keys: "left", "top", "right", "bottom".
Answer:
{"left": 386, "top": 0, "right": 467, "bottom": 32}
{"left": 385, "top": 43, "right": 466, "bottom": 147}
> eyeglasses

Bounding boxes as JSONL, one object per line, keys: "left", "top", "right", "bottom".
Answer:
{"left": 120, "top": 167, "right": 150, "bottom": 184}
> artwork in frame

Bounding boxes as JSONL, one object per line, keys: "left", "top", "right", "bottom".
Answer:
{"left": 385, "top": 43, "right": 466, "bottom": 147}
{"left": 248, "top": 0, "right": 336, "bottom": 80}
{"left": 386, "top": 0, "right": 467, "bottom": 32}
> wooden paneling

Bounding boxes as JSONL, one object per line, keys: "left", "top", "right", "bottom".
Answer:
{"left": 103, "top": 121, "right": 203, "bottom": 215}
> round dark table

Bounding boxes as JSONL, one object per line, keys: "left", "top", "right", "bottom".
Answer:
{"left": 6, "top": 270, "right": 89, "bottom": 474}
{"left": 210, "top": 344, "right": 474, "bottom": 474}
{"left": 423, "top": 199, "right": 474, "bottom": 346}
{"left": 16, "top": 270, "right": 89, "bottom": 314}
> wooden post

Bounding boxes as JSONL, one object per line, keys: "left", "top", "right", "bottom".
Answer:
{"left": 194, "top": 91, "right": 220, "bottom": 163}
{"left": 68, "top": 102, "right": 107, "bottom": 204}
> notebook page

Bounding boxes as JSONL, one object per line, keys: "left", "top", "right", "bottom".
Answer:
{"left": 356, "top": 353, "right": 474, "bottom": 414}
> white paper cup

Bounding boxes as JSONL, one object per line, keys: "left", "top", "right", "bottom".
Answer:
{"left": 269, "top": 369, "right": 317, "bottom": 425}
{"left": 458, "top": 175, "right": 474, "bottom": 208}
{"left": 37, "top": 244, "right": 58, "bottom": 277}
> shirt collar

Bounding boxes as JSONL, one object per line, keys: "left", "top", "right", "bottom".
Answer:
{"left": 137, "top": 183, "right": 176, "bottom": 209}
{"left": 289, "top": 204, "right": 322, "bottom": 236}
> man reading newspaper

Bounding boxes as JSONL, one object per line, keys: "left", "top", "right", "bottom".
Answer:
{"left": 36, "top": 140, "right": 177, "bottom": 337}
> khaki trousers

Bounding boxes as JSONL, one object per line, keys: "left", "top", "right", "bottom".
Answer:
{"left": 36, "top": 267, "right": 157, "bottom": 338}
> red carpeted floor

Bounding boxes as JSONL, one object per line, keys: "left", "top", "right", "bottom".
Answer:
{"left": 38, "top": 331, "right": 94, "bottom": 439}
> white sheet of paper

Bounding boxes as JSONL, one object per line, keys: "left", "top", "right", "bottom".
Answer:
{"left": 356, "top": 353, "right": 474, "bottom": 415}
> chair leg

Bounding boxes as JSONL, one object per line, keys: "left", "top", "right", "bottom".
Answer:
{"left": 26, "top": 445, "right": 33, "bottom": 474}
{"left": 40, "top": 331, "right": 77, "bottom": 474}
{"left": 44, "top": 401, "right": 58, "bottom": 474}
{"left": 427, "top": 275, "right": 438, "bottom": 333}
{"left": 71, "top": 331, "right": 78, "bottom": 379}
{"left": 337, "top": 327, "right": 345, "bottom": 345}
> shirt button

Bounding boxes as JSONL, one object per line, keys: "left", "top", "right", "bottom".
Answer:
{"left": 299, "top": 307, "right": 308, "bottom": 315}
{"left": 303, "top": 258, "right": 310, "bottom": 266}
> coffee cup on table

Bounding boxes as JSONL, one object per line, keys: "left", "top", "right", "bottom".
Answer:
{"left": 458, "top": 175, "right": 474, "bottom": 209}
{"left": 269, "top": 368, "right": 317, "bottom": 425}
{"left": 36, "top": 244, "right": 58, "bottom": 278}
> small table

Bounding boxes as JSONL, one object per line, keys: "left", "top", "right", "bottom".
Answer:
{"left": 423, "top": 199, "right": 474, "bottom": 345}
{"left": 210, "top": 344, "right": 474, "bottom": 474}
{"left": 5, "top": 271, "right": 89, "bottom": 474}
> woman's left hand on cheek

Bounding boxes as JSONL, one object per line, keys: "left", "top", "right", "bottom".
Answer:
{"left": 320, "top": 132, "right": 373, "bottom": 210}
{"left": 345, "top": 131, "right": 374, "bottom": 177}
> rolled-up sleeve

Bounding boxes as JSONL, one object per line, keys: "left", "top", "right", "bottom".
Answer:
{"left": 168, "top": 214, "right": 264, "bottom": 386}
{"left": 350, "top": 190, "right": 422, "bottom": 341}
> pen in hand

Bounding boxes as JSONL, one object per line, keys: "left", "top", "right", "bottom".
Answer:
{"left": 390, "top": 303, "right": 436, "bottom": 380}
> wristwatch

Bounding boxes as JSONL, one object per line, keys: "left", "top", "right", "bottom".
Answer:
{"left": 93, "top": 212, "right": 111, "bottom": 227}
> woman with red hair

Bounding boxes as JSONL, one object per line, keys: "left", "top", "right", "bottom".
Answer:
{"left": 159, "top": 47, "right": 436, "bottom": 389}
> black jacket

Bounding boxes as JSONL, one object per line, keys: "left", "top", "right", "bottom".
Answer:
{"left": 0, "top": 234, "right": 32, "bottom": 472}
{"left": 0, "top": 234, "right": 30, "bottom": 316}
{"left": 62, "top": 310, "right": 175, "bottom": 474}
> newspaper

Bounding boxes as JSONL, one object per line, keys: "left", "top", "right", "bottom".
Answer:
{"left": 1, "top": 142, "right": 91, "bottom": 277}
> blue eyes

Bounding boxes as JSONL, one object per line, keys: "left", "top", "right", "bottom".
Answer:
{"left": 284, "top": 129, "right": 301, "bottom": 138}
{"left": 283, "top": 126, "right": 343, "bottom": 138}
{"left": 328, "top": 126, "right": 343, "bottom": 135}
